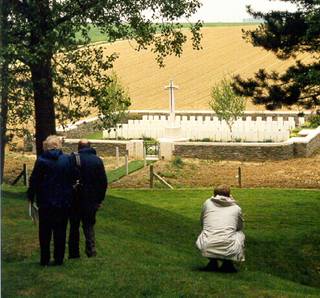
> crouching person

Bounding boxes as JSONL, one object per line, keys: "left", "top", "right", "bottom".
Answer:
{"left": 196, "top": 185, "right": 245, "bottom": 272}
{"left": 27, "top": 135, "right": 73, "bottom": 266}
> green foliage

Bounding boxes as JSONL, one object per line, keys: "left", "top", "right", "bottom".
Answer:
{"left": 2, "top": 186, "right": 320, "bottom": 297}
{"left": 2, "top": 0, "right": 203, "bottom": 155}
{"left": 172, "top": 156, "right": 184, "bottom": 168}
{"left": 143, "top": 139, "right": 159, "bottom": 156}
{"left": 54, "top": 47, "right": 130, "bottom": 130}
{"left": 200, "top": 137, "right": 212, "bottom": 142}
{"left": 308, "top": 114, "right": 320, "bottom": 128}
{"left": 94, "top": 72, "right": 131, "bottom": 131}
{"left": 210, "top": 77, "right": 245, "bottom": 131}
{"left": 290, "top": 127, "right": 302, "bottom": 138}
{"left": 233, "top": 2, "right": 320, "bottom": 110}
{"left": 80, "top": 23, "right": 260, "bottom": 44}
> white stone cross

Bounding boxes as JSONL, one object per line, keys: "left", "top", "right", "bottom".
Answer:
{"left": 164, "top": 80, "right": 179, "bottom": 123}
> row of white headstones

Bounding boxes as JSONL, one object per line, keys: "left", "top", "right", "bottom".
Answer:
{"left": 103, "top": 114, "right": 304, "bottom": 142}
{"left": 103, "top": 80, "right": 305, "bottom": 142}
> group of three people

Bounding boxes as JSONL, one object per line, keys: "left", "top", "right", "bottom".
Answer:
{"left": 28, "top": 135, "right": 245, "bottom": 272}
{"left": 27, "top": 135, "right": 108, "bottom": 266}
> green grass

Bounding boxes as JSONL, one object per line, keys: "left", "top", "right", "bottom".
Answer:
{"left": 75, "top": 25, "right": 110, "bottom": 43}
{"left": 2, "top": 186, "right": 320, "bottom": 297}
{"left": 78, "top": 23, "right": 260, "bottom": 43}
{"left": 108, "top": 160, "right": 151, "bottom": 183}
{"left": 202, "top": 22, "right": 261, "bottom": 27}
{"left": 85, "top": 131, "right": 103, "bottom": 140}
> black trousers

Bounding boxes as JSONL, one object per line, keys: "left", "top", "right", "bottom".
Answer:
{"left": 38, "top": 207, "right": 69, "bottom": 265}
{"left": 68, "top": 204, "right": 97, "bottom": 258}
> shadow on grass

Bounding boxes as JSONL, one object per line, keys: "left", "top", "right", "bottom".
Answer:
{"left": 2, "top": 188, "right": 27, "bottom": 201}
{"left": 104, "top": 195, "right": 320, "bottom": 288}
{"left": 2, "top": 189, "right": 320, "bottom": 291}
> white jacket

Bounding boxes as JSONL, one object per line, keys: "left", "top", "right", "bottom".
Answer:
{"left": 196, "top": 195, "right": 245, "bottom": 262}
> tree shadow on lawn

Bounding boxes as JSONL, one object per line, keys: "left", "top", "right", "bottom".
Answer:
{"left": 2, "top": 189, "right": 27, "bottom": 201}
{"left": 2, "top": 189, "right": 319, "bottom": 291}
{"left": 104, "top": 195, "right": 320, "bottom": 288}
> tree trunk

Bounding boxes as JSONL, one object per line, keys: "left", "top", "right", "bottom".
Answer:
{"left": 0, "top": 0, "right": 9, "bottom": 184}
{"left": 31, "top": 59, "right": 56, "bottom": 156}
{"left": 0, "top": 61, "right": 8, "bottom": 184}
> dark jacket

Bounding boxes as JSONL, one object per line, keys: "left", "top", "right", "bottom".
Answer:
{"left": 72, "top": 147, "right": 108, "bottom": 207}
{"left": 27, "top": 149, "right": 74, "bottom": 208}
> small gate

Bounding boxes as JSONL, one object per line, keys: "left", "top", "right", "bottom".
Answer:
{"left": 144, "top": 140, "right": 160, "bottom": 160}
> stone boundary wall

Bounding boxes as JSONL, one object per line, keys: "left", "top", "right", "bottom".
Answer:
{"left": 172, "top": 126, "right": 320, "bottom": 161}
{"left": 63, "top": 139, "right": 128, "bottom": 156}
{"left": 173, "top": 142, "right": 294, "bottom": 161}
{"left": 61, "top": 127, "right": 320, "bottom": 161}
{"left": 291, "top": 127, "right": 320, "bottom": 157}
{"left": 62, "top": 139, "right": 144, "bottom": 159}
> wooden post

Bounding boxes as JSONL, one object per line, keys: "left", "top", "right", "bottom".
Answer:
{"left": 115, "top": 146, "right": 119, "bottom": 168}
{"left": 149, "top": 165, "right": 154, "bottom": 188}
{"left": 238, "top": 167, "right": 242, "bottom": 188}
{"left": 143, "top": 146, "right": 147, "bottom": 167}
{"left": 125, "top": 154, "right": 129, "bottom": 175}
{"left": 23, "top": 164, "right": 28, "bottom": 187}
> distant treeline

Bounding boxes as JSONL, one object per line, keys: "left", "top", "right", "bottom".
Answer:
{"left": 76, "top": 22, "right": 261, "bottom": 44}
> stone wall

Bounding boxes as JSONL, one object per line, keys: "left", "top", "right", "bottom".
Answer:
{"left": 306, "top": 130, "right": 320, "bottom": 156}
{"left": 172, "top": 126, "right": 320, "bottom": 161}
{"left": 173, "top": 142, "right": 294, "bottom": 161}
{"left": 292, "top": 127, "right": 320, "bottom": 157}
{"left": 63, "top": 139, "right": 128, "bottom": 156}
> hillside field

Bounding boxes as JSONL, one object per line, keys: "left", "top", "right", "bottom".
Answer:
{"left": 99, "top": 25, "right": 311, "bottom": 111}
{"left": 2, "top": 186, "right": 320, "bottom": 297}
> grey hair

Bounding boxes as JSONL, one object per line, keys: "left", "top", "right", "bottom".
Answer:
{"left": 45, "top": 135, "right": 62, "bottom": 150}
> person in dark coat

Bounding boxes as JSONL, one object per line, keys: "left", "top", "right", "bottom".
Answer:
{"left": 27, "top": 135, "right": 73, "bottom": 266}
{"left": 68, "top": 139, "right": 108, "bottom": 258}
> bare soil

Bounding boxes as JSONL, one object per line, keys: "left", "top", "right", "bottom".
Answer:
{"left": 112, "top": 153, "right": 320, "bottom": 189}
{"left": 3, "top": 151, "right": 128, "bottom": 185}
{"left": 4, "top": 150, "right": 320, "bottom": 189}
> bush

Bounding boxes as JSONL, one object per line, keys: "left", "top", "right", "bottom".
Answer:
{"left": 172, "top": 156, "right": 184, "bottom": 168}
{"left": 308, "top": 114, "right": 320, "bottom": 128}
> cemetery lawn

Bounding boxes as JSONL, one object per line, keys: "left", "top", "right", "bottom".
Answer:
{"left": 2, "top": 186, "right": 320, "bottom": 297}
{"left": 108, "top": 160, "right": 153, "bottom": 183}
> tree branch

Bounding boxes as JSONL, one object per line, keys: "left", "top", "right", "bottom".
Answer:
{"left": 11, "top": 0, "right": 30, "bottom": 16}
{"left": 53, "top": 0, "right": 100, "bottom": 27}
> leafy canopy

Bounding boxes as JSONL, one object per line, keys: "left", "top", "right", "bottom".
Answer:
{"left": 4, "top": 0, "right": 202, "bottom": 131}
{"left": 233, "top": 1, "right": 320, "bottom": 111}
{"left": 210, "top": 77, "right": 245, "bottom": 131}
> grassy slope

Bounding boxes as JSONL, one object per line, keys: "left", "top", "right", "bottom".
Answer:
{"left": 2, "top": 186, "right": 320, "bottom": 297}
{"left": 108, "top": 160, "right": 152, "bottom": 183}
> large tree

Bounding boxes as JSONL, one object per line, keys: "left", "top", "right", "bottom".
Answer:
{"left": 233, "top": 1, "right": 320, "bottom": 111}
{"left": 1, "top": 0, "right": 202, "bottom": 161}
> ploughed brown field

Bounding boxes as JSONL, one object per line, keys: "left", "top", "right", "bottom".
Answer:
{"left": 102, "top": 25, "right": 311, "bottom": 111}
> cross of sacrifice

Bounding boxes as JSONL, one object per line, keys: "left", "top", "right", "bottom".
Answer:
{"left": 164, "top": 80, "right": 179, "bottom": 123}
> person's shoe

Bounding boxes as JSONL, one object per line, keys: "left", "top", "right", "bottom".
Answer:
{"left": 219, "top": 260, "right": 237, "bottom": 273}
{"left": 52, "top": 260, "right": 64, "bottom": 266}
{"left": 204, "top": 259, "right": 219, "bottom": 272}
{"left": 68, "top": 255, "right": 80, "bottom": 259}
{"left": 86, "top": 251, "right": 97, "bottom": 258}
